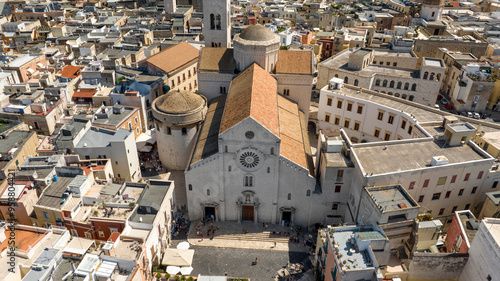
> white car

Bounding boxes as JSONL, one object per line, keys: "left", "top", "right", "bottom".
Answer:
{"left": 441, "top": 99, "right": 448, "bottom": 105}
{"left": 473, "top": 112, "right": 481, "bottom": 119}
{"left": 467, "top": 112, "right": 473, "bottom": 118}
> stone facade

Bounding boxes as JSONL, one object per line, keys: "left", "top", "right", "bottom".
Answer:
{"left": 202, "top": 0, "right": 231, "bottom": 47}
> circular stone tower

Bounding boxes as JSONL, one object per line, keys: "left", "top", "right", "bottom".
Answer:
{"left": 152, "top": 89, "right": 208, "bottom": 170}
{"left": 420, "top": 0, "right": 445, "bottom": 21}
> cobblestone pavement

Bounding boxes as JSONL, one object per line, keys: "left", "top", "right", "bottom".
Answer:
{"left": 186, "top": 220, "right": 313, "bottom": 252}
{"left": 190, "top": 245, "right": 315, "bottom": 281}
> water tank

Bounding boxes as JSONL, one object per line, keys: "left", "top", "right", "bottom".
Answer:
{"left": 53, "top": 175, "right": 58, "bottom": 182}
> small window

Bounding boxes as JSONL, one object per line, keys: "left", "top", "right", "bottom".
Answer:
{"left": 418, "top": 196, "right": 424, "bottom": 203}
{"left": 401, "top": 120, "right": 407, "bottom": 130}
{"left": 267, "top": 167, "right": 270, "bottom": 173}
{"left": 337, "top": 100, "right": 343, "bottom": 109}
{"left": 306, "top": 190, "right": 311, "bottom": 196}
{"left": 347, "top": 102, "right": 353, "bottom": 111}
{"left": 244, "top": 175, "right": 253, "bottom": 187}
{"left": 388, "top": 115, "right": 395, "bottom": 124}
{"left": 465, "top": 204, "right": 470, "bottom": 210}
{"left": 288, "top": 193, "right": 291, "bottom": 200}
{"left": 471, "top": 187, "right": 477, "bottom": 194}
{"left": 377, "top": 111, "right": 384, "bottom": 120}
{"left": 228, "top": 166, "right": 231, "bottom": 172}
{"left": 334, "top": 116, "right": 340, "bottom": 125}
{"left": 332, "top": 203, "right": 338, "bottom": 210}
{"left": 335, "top": 185, "right": 341, "bottom": 193}
{"left": 327, "top": 97, "right": 333, "bottom": 106}
{"left": 325, "top": 114, "right": 330, "bottom": 123}
{"left": 423, "top": 179, "right": 430, "bottom": 188}
{"left": 452, "top": 206, "right": 458, "bottom": 212}
{"left": 270, "top": 148, "right": 274, "bottom": 155}
{"left": 357, "top": 105, "right": 363, "bottom": 114}
{"left": 167, "top": 127, "right": 171, "bottom": 135}
{"left": 464, "top": 173, "right": 470, "bottom": 181}
{"left": 437, "top": 176, "right": 447, "bottom": 185}
{"left": 354, "top": 122, "right": 360, "bottom": 131}
{"left": 384, "top": 132, "right": 391, "bottom": 141}
{"left": 458, "top": 189, "right": 464, "bottom": 196}
{"left": 477, "top": 171, "right": 484, "bottom": 179}
{"left": 99, "top": 231, "right": 105, "bottom": 238}
{"left": 207, "top": 189, "right": 210, "bottom": 196}
{"left": 344, "top": 119, "right": 350, "bottom": 128}
{"left": 451, "top": 175, "right": 457, "bottom": 183}
{"left": 439, "top": 208, "right": 445, "bottom": 216}
{"left": 188, "top": 184, "right": 192, "bottom": 191}
{"left": 374, "top": 129, "right": 380, "bottom": 138}
{"left": 432, "top": 193, "right": 441, "bottom": 200}
{"left": 409, "top": 181, "right": 415, "bottom": 189}
{"left": 182, "top": 127, "right": 187, "bottom": 135}
{"left": 445, "top": 191, "right": 451, "bottom": 198}
{"left": 408, "top": 126, "right": 413, "bottom": 135}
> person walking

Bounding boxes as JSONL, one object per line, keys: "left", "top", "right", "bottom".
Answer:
{"left": 255, "top": 257, "right": 258, "bottom": 264}
{"left": 274, "top": 241, "right": 277, "bottom": 248}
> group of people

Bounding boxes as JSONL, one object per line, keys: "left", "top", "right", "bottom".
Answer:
{"left": 172, "top": 216, "right": 189, "bottom": 237}
{"left": 196, "top": 222, "right": 219, "bottom": 241}
{"left": 139, "top": 151, "right": 164, "bottom": 173}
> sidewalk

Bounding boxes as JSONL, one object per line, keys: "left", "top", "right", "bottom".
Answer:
{"left": 186, "top": 220, "right": 312, "bottom": 252}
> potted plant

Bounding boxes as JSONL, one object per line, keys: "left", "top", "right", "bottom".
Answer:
{"left": 174, "top": 275, "right": 180, "bottom": 281}
{"left": 156, "top": 273, "right": 162, "bottom": 280}
{"left": 165, "top": 273, "right": 171, "bottom": 280}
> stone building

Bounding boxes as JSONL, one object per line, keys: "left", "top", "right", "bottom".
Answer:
{"left": 152, "top": 89, "right": 207, "bottom": 171}
{"left": 420, "top": 0, "right": 444, "bottom": 21}
{"left": 202, "top": 0, "right": 231, "bottom": 47}
{"left": 318, "top": 48, "right": 445, "bottom": 106}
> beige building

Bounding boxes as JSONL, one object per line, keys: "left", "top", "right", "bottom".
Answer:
{"left": 436, "top": 48, "right": 477, "bottom": 97}
{"left": 0, "top": 179, "right": 38, "bottom": 225}
{"left": 473, "top": 131, "right": 500, "bottom": 159}
{"left": 478, "top": 190, "right": 500, "bottom": 218}
{"left": 0, "top": 130, "right": 39, "bottom": 181}
{"left": 138, "top": 42, "right": 199, "bottom": 93}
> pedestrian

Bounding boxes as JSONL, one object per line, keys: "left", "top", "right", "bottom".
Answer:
{"left": 274, "top": 241, "right": 277, "bottom": 248}
{"left": 201, "top": 234, "right": 204, "bottom": 241}
{"left": 255, "top": 257, "right": 258, "bottom": 264}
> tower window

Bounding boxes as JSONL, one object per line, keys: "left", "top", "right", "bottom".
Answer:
{"left": 244, "top": 175, "right": 253, "bottom": 187}
{"left": 207, "top": 189, "right": 210, "bottom": 196}
{"left": 189, "top": 184, "right": 192, "bottom": 191}
{"left": 210, "top": 14, "right": 215, "bottom": 30}
{"left": 216, "top": 14, "right": 221, "bottom": 30}
{"left": 182, "top": 127, "right": 187, "bottom": 135}
{"left": 287, "top": 193, "right": 291, "bottom": 200}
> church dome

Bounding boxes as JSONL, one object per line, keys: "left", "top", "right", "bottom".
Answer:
{"left": 154, "top": 89, "right": 206, "bottom": 115}
{"left": 239, "top": 24, "right": 276, "bottom": 41}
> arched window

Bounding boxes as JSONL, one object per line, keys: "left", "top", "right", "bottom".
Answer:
{"left": 267, "top": 167, "right": 270, "bottom": 173}
{"left": 375, "top": 78, "right": 381, "bottom": 86}
{"left": 429, "top": 72, "right": 435, "bottom": 80}
{"left": 288, "top": 193, "right": 291, "bottom": 200}
{"left": 207, "top": 189, "right": 210, "bottom": 196}
{"left": 306, "top": 190, "right": 311, "bottom": 196}
{"left": 404, "top": 82, "right": 409, "bottom": 90}
{"left": 381, "top": 91, "right": 386, "bottom": 94}
{"left": 394, "top": 93, "right": 400, "bottom": 97}
{"left": 354, "top": 79, "right": 359, "bottom": 86}
{"left": 382, "top": 79, "right": 388, "bottom": 87}
{"left": 389, "top": 80, "right": 395, "bottom": 88}
{"left": 397, "top": 81, "right": 402, "bottom": 89}
{"left": 344, "top": 76, "right": 348, "bottom": 83}
{"left": 409, "top": 95, "right": 414, "bottom": 101}
{"left": 244, "top": 175, "right": 253, "bottom": 187}
{"left": 402, "top": 94, "right": 407, "bottom": 99}
{"left": 436, "top": 73, "right": 441, "bottom": 81}
{"left": 423, "top": 72, "right": 428, "bottom": 80}
{"left": 388, "top": 92, "right": 393, "bottom": 95}
{"left": 210, "top": 14, "right": 215, "bottom": 30}
{"left": 270, "top": 148, "right": 274, "bottom": 155}
{"left": 188, "top": 184, "right": 192, "bottom": 191}
{"left": 216, "top": 14, "right": 221, "bottom": 30}
{"left": 411, "top": 83, "right": 417, "bottom": 91}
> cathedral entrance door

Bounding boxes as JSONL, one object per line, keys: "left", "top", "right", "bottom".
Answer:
{"left": 282, "top": 211, "right": 292, "bottom": 225}
{"left": 242, "top": 205, "right": 254, "bottom": 221}
{"left": 205, "top": 207, "right": 216, "bottom": 221}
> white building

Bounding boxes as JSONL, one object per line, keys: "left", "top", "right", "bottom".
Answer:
{"left": 459, "top": 218, "right": 500, "bottom": 281}
{"left": 202, "top": 0, "right": 231, "bottom": 47}
{"left": 185, "top": 63, "right": 317, "bottom": 225}
{"left": 73, "top": 127, "right": 141, "bottom": 181}
{"left": 317, "top": 48, "right": 445, "bottom": 106}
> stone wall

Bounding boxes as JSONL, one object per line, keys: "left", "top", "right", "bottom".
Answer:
{"left": 408, "top": 252, "right": 468, "bottom": 280}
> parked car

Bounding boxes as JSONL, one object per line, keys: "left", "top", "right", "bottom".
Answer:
{"left": 434, "top": 104, "right": 440, "bottom": 109}
{"left": 441, "top": 99, "right": 448, "bottom": 105}
{"left": 473, "top": 112, "right": 480, "bottom": 119}
{"left": 467, "top": 112, "right": 473, "bottom": 118}
{"left": 445, "top": 104, "right": 452, "bottom": 110}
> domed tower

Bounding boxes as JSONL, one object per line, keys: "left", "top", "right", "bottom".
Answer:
{"left": 420, "top": 0, "right": 445, "bottom": 21}
{"left": 152, "top": 89, "right": 208, "bottom": 170}
{"left": 233, "top": 24, "right": 280, "bottom": 73}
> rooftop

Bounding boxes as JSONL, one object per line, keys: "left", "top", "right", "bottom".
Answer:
{"left": 353, "top": 139, "right": 488, "bottom": 175}
{"left": 37, "top": 177, "right": 75, "bottom": 209}
{"left": 485, "top": 191, "right": 500, "bottom": 205}
{"left": 129, "top": 180, "right": 171, "bottom": 224}
{"left": 198, "top": 48, "right": 236, "bottom": 73}
{"left": 423, "top": 58, "right": 444, "bottom": 67}
{"left": 154, "top": 90, "right": 206, "bottom": 115}
{"left": 92, "top": 106, "right": 137, "bottom": 128}
{"left": 365, "top": 185, "right": 418, "bottom": 212}
{"left": 458, "top": 211, "right": 479, "bottom": 245}
{"left": 75, "top": 127, "right": 131, "bottom": 148}
{"left": 275, "top": 50, "right": 312, "bottom": 75}
{"left": 239, "top": 24, "right": 277, "bottom": 41}
{"left": 139, "top": 42, "right": 198, "bottom": 74}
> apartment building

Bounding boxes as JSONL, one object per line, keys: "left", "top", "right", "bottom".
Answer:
{"left": 0, "top": 130, "right": 38, "bottom": 181}
{"left": 0, "top": 179, "right": 37, "bottom": 225}
{"left": 91, "top": 105, "right": 144, "bottom": 139}
{"left": 138, "top": 42, "right": 199, "bottom": 92}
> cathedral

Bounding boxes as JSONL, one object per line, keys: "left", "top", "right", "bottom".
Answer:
{"left": 182, "top": 0, "right": 320, "bottom": 226}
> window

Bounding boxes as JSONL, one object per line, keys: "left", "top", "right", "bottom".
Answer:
{"left": 451, "top": 175, "right": 457, "bottom": 183}
{"left": 423, "top": 179, "right": 430, "bottom": 187}
{"left": 389, "top": 80, "right": 395, "bottom": 88}
{"left": 411, "top": 83, "right": 417, "bottom": 91}
{"left": 464, "top": 173, "right": 470, "bottom": 181}
{"left": 244, "top": 175, "right": 253, "bottom": 187}
{"left": 271, "top": 148, "right": 274, "bottom": 155}
{"left": 404, "top": 82, "right": 409, "bottom": 90}
{"left": 375, "top": 79, "right": 381, "bottom": 86}
{"left": 167, "top": 127, "right": 171, "bottom": 135}
{"left": 267, "top": 167, "right": 270, "bottom": 173}
{"left": 306, "top": 190, "right": 311, "bottom": 196}
{"left": 344, "top": 119, "right": 350, "bottom": 128}
{"left": 382, "top": 79, "right": 388, "bottom": 87}
{"left": 337, "top": 100, "right": 343, "bottom": 108}
{"left": 332, "top": 203, "right": 338, "bottom": 210}
{"left": 210, "top": 13, "right": 215, "bottom": 29}
{"left": 418, "top": 196, "right": 424, "bottom": 203}
{"left": 357, "top": 105, "right": 363, "bottom": 114}
{"left": 327, "top": 97, "right": 333, "bottom": 106}
{"left": 354, "top": 122, "right": 360, "bottom": 131}
{"left": 344, "top": 76, "right": 348, "bottom": 83}
{"left": 377, "top": 111, "right": 384, "bottom": 120}
{"left": 284, "top": 89, "right": 290, "bottom": 96}
{"left": 288, "top": 193, "right": 291, "bottom": 200}
{"left": 477, "top": 171, "right": 484, "bottom": 179}
{"left": 423, "top": 72, "right": 428, "bottom": 79}
{"left": 401, "top": 120, "right": 407, "bottom": 130}
{"left": 465, "top": 204, "right": 470, "bottom": 210}
{"left": 409, "top": 181, "right": 415, "bottom": 189}
{"left": 408, "top": 125, "right": 413, "bottom": 135}
{"left": 432, "top": 193, "right": 441, "bottom": 200}
{"left": 354, "top": 79, "right": 359, "bottom": 86}
{"left": 228, "top": 166, "right": 231, "bottom": 172}
{"left": 335, "top": 185, "right": 341, "bottom": 193}
{"left": 325, "top": 114, "right": 330, "bottom": 123}
{"left": 439, "top": 208, "right": 445, "bottom": 215}
{"left": 178, "top": 77, "right": 181, "bottom": 84}
{"left": 85, "top": 232, "right": 92, "bottom": 239}
{"left": 71, "top": 229, "right": 78, "bottom": 236}
{"left": 458, "top": 189, "right": 464, "bottom": 196}
{"left": 99, "top": 231, "right": 105, "bottom": 238}
{"left": 207, "top": 189, "right": 210, "bottom": 196}
{"left": 451, "top": 206, "right": 458, "bottom": 213}
{"left": 437, "top": 176, "right": 447, "bottom": 185}
{"left": 471, "top": 187, "right": 477, "bottom": 194}
{"left": 334, "top": 116, "right": 340, "bottom": 125}
{"left": 127, "top": 122, "right": 133, "bottom": 130}
{"left": 384, "top": 132, "right": 391, "bottom": 141}
{"left": 388, "top": 114, "right": 394, "bottom": 124}
{"left": 134, "top": 116, "right": 138, "bottom": 124}
{"left": 374, "top": 128, "right": 380, "bottom": 138}
{"left": 445, "top": 191, "right": 451, "bottom": 198}
{"left": 182, "top": 127, "right": 187, "bottom": 135}
{"left": 188, "top": 184, "right": 192, "bottom": 191}
{"left": 171, "top": 80, "right": 175, "bottom": 86}
{"left": 386, "top": 62, "right": 390, "bottom": 66}
{"left": 347, "top": 102, "right": 353, "bottom": 111}
{"left": 220, "top": 86, "right": 227, "bottom": 94}
{"left": 347, "top": 102, "right": 352, "bottom": 111}
{"left": 493, "top": 181, "right": 499, "bottom": 188}
{"left": 42, "top": 212, "right": 49, "bottom": 220}
{"left": 393, "top": 62, "right": 397, "bottom": 67}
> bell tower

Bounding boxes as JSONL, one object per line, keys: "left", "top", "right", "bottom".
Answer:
{"left": 202, "top": 0, "right": 231, "bottom": 48}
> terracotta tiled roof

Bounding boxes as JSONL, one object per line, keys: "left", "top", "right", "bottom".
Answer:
{"left": 277, "top": 95, "right": 310, "bottom": 171}
{"left": 276, "top": 50, "right": 313, "bottom": 75}
{"left": 199, "top": 47, "right": 236, "bottom": 73}
{"left": 220, "top": 63, "right": 279, "bottom": 136}
{"left": 139, "top": 42, "right": 199, "bottom": 74}
{"left": 58, "top": 65, "right": 83, "bottom": 78}
{"left": 73, "top": 89, "right": 97, "bottom": 99}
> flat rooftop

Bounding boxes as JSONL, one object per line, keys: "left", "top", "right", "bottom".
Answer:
{"left": 129, "top": 180, "right": 171, "bottom": 224}
{"left": 92, "top": 106, "right": 137, "bottom": 128}
{"left": 448, "top": 122, "right": 476, "bottom": 133}
{"left": 75, "top": 127, "right": 131, "bottom": 148}
{"left": 353, "top": 140, "right": 488, "bottom": 175}
{"left": 485, "top": 191, "right": 500, "bottom": 205}
{"left": 37, "top": 177, "right": 75, "bottom": 209}
{"left": 366, "top": 185, "right": 418, "bottom": 212}
{"left": 423, "top": 58, "right": 444, "bottom": 67}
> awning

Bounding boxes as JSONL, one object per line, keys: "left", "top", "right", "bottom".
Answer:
{"left": 63, "top": 238, "right": 95, "bottom": 256}
{"left": 161, "top": 249, "right": 194, "bottom": 267}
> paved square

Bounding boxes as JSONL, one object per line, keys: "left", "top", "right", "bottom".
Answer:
{"left": 190, "top": 246, "right": 314, "bottom": 280}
